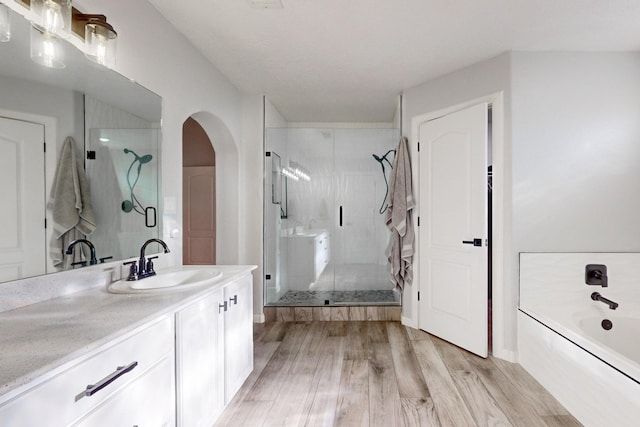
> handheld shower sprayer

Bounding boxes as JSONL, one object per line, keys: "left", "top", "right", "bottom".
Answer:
{"left": 372, "top": 149, "right": 396, "bottom": 214}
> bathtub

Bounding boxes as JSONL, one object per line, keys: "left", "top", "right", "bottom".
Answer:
{"left": 519, "top": 253, "right": 640, "bottom": 427}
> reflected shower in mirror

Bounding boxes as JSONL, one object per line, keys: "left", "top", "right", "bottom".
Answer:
{"left": 0, "top": 6, "right": 162, "bottom": 283}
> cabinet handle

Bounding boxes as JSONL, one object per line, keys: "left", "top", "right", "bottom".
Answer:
{"left": 229, "top": 295, "right": 238, "bottom": 305}
{"left": 219, "top": 301, "right": 228, "bottom": 313}
{"left": 80, "top": 361, "right": 138, "bottom": 399}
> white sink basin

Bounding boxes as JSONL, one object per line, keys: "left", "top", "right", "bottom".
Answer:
{"left": 108, "top": 268, "right": 222, "bottom": 294}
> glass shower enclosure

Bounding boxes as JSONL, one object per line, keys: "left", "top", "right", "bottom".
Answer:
{"left": 264, "top": 127, "right": 401, "bottom": 307}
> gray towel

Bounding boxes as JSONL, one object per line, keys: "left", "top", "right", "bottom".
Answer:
{"left": 385, "top": 136, "right": 415, "bottom": 292}
{"left": 49, "top": 137, "right": 96, "bottom": 268}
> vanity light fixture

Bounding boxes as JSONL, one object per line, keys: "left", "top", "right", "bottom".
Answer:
{"left": 17, "top": 0, "right": 118, "bottom": 69}
{"left": 0, "top": 3, "right": 11, "bottom": 42}
{"left": 30, "top": 0, "right": 71, "bottom": 37}
{"left": 72, "top": 12, "right": 117, "bottom": 68}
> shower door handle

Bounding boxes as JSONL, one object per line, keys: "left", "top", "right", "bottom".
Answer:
{"left": 339, "top": 206, "right": 343, "bottom": 227}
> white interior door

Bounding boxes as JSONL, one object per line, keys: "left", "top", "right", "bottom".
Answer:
{"left": 418, "top": 102, "right": 488, "bottom": 357}
{"left": 183, "top": 166, "right": 216, "bottom": 265}
{"left": 0, "top": 116, "right": 46, "bottom": 282}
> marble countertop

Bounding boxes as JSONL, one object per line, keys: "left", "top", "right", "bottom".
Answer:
{"left": 0, "top": 265, "right": 256, "bottom": 401}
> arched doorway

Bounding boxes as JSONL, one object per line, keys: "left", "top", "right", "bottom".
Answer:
{"left": 182, "top": 117, "right": 216, "bottom": 264}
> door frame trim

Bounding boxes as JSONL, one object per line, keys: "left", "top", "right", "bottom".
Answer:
{"left": 409, "top": 92, "right": 513, "bottom": 361}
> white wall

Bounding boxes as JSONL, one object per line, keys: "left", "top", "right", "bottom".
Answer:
{"left": 241, "top": 95, "right": 265, "bottom": 319}
{"left": 0, "top": 74, "right": 80, "bottom": 153}
{"left": 74, "top": 0, "right": 245, "bottom": 267}
{"left": 511, "top": 52, "right": 640, "bottom": 252}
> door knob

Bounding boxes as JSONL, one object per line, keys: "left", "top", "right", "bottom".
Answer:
{"left": 462, "top": 238, "right": 482, "bottom": 247}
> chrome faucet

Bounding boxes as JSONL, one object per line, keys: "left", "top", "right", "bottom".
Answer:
{"left": 126, "top": 238, "right": 170, "bottom": 281}
{"left": 65, "top": 239, "right": 98, "bottom": 266}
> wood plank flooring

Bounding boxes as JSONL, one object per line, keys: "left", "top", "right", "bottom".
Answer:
{"left": 214, "top": 321, "right": 581, "bottom": 427}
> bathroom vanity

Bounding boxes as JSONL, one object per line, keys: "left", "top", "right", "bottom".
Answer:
{"left": 286, "top": 230, "right": 330, "bottom": 290}
{"left": 0, "top": 265, "right": 255, "bottom": 427}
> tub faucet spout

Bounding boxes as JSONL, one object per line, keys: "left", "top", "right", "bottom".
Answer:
{"left": 591, "top": 292, "right": 618, "bottom": 310}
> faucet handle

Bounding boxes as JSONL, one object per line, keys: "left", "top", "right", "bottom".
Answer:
{"left": 585, "top": 264, "right": 608, "bottom": 287}
{"left": 123, "top": 260, "right": 138, "bottom": 281}
{"left": 146, "top": 256, "right": 159, "bottom": 275}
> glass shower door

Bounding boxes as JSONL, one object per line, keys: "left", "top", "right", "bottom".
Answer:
{"left": 333, "top": 128, "right": 399, "bottom": 301}
{"left": 263, "top": 127, "right": 401, "bottom": 306}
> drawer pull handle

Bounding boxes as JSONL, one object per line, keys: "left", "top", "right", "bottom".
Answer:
{"left": 81, "top": 361, "right": 138, "bottom": 399}
{"left": 230, "top": 295, "right": 238, "bottom": 305}
{"left": 219, "top": 301, "right": 228, "bottom": 313}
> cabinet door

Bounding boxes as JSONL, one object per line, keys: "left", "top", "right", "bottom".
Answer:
{"left": 175, "top": 289, "right": 225, "bottom": 427}
{"left": 72, "top": 355, "right": 175, "bottom": 427}
{"left": 223, "top": 274, "right": 254, "bottom": 403}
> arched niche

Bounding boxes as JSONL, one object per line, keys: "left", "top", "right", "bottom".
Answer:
{"left": 185, "top": 111, "right": 239, "bottom": 265}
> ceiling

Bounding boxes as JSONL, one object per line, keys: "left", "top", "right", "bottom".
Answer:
{"left": 147, "top": 0, "right": 640, "bottom": 123}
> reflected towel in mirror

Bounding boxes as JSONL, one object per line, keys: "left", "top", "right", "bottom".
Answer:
{"left": 48, "top": 136, "right": 96, "bottom": 268}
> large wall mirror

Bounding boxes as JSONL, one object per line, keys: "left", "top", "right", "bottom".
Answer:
{"left": 0, "top": 6, "right": 162, "bottom": 283}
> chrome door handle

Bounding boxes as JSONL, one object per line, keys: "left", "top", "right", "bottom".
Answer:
{"left": 462, "top": 238, "right": 482, "bottom": 247}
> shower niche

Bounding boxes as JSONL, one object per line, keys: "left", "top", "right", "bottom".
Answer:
{"left": 264, "top": 127, "right": 401, "bottom": 307}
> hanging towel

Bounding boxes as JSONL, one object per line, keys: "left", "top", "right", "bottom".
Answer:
{"left": 385, "top": 136, "right": 415, "bottom": 292}
{"left": 48, "top": 137, "right": 96, "bottom": 268}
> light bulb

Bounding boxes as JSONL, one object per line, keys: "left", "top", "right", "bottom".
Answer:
{"left": 30, "top": 25, "right": 65, "bottom": 69}
{"left": 32, "top": 0, "right": 71, "bottom": 37}
{"left": 84, "top": 18, "right": 117, "bottom": 68}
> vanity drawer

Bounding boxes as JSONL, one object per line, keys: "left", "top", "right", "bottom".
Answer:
{"left": 0, "top": 315, "right": 174, "bottom": 427}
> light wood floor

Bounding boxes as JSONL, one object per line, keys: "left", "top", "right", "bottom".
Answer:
{"left": 214, "top": 321, "right": 582, "bottom": 427}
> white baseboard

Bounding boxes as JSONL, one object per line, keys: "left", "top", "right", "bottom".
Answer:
{"left": 492, "top": 347, "right": 517, "bottom": 363}
{"left": 401, "top": 316, "right": 418, "bottom": 329}
{"left": 253, "top": 313, "right": 265, "bottom": 323}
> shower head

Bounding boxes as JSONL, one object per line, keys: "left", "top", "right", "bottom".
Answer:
{"left": 373, "top": 149, "right": 396, "bottom": 168}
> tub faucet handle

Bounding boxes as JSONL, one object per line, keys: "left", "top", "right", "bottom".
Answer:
{"left": 585, "top": 264, "right": 608, "bottom": 287}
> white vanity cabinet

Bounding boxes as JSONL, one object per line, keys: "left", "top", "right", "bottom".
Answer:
{"left": 223, "top": 273, "right": 254, "bottom": 403}
{"left": 314, "top": 232, "right": 330, "bottom": 279}
{"left": 0, "top": 267, "right": 256, "bottom": 427}
{"left": 175, "top": 288, "right": 225, "bottom": 427}
{"left": 287, "top": 231, "right": 330, "bottom": 290}
{"left": 175, "top": 272, "right": 254, "bottom": 425}
{"left": 0, "top": 316, "right": 175, "bottom": 427}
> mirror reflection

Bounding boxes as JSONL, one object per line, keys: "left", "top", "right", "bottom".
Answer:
{"left": 0, "top": 6, "right": 162, "bottom": 283}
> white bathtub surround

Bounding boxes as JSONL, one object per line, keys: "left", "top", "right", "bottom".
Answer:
{"left": 519, "top": 252, "right": 640, "bottom": 427}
